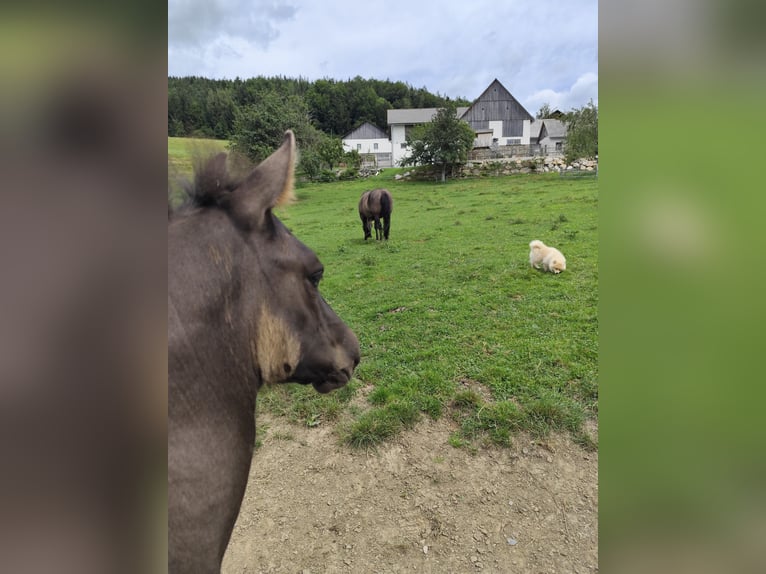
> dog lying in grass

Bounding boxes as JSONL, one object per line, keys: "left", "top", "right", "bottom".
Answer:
{"left": 529, "top": 239, "right": 566, "bottom": 274}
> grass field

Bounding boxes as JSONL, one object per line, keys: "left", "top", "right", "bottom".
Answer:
{"left": 169, "top": 137, "right": 598, "bottom": 450}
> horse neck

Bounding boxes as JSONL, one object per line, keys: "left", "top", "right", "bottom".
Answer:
{"left": 169, "top": 214, "right": 264, "bottom": 573}
{"left": 169, "top": 217, "right": 260, "bottom": 426}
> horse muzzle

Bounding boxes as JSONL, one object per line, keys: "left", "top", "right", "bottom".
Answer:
{"left": 312, "top": 378, "right": 348, "bottom": 394}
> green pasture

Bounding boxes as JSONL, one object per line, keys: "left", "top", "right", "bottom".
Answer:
{"left": 169, "top": 137, "right": 598, "bottom": 450}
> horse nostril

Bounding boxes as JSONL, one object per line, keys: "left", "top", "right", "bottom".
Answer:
{"left": 283, "top": 363, "right": 292, "bottom": 374}
{"left": 353, "top": 356, "right": 360, "bottom": 368}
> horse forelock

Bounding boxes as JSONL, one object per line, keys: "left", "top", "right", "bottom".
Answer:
{"left": 170, "top": 153, "right": 247, "bottom": 218}
{"left": 171, "top": 149, "right": 296, "bottom": 221}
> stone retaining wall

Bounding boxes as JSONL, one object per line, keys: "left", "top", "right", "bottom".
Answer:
{"left": 394, "top": 157, "right": 598, "bottom": 181}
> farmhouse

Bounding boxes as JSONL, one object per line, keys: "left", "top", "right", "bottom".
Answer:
{"left": 347, "top": 79, "right": 568, "bottom": 167}
{"left": 341, "top": 122, "right": 392, "bottom": 167}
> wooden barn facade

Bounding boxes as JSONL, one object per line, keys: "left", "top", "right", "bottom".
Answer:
{"left": 459, "top": 79, "right": 535, "bottom": 146}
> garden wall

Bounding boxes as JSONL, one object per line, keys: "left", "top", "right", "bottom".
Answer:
{"left": 394, "top": 157, "right": 598, "bottom": 181}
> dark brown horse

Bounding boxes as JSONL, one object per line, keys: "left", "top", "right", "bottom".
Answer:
{"left": 168, "top": 132, "right": 360, "bottom": 573}
{"left": 358, "top": 188, "right": 393, "bottom": 240}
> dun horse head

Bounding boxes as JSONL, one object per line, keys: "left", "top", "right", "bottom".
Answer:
{"left": 169, "top": 131, "right": 360, "bottom": 393}
{"left": 168, "top": 131, "right": 359, "bottom": 572}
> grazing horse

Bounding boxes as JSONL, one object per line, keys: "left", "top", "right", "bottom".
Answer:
{"left": 168, "top": 131, "right": 360, "bottom": 573}
{"left": 358, "top": 188, "right": 393, "bottom": 240}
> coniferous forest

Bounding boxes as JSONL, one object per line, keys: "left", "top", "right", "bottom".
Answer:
{"left": 168, "top": 75, "right": 470, "bottom": 140}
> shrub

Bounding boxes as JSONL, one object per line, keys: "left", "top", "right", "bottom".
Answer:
{"left": 317, "top": 169, "right": 337, "bottom": 182}
{"left": 338, "top": 167, "right": 359, "bottom": 180}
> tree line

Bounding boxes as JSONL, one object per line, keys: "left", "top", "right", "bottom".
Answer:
{"left": 168, "top": 75, "right": 469, "bottom": 140}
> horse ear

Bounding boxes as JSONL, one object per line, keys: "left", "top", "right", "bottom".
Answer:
{"left": 232, "top": 131, "right": 296, "bottom": 226}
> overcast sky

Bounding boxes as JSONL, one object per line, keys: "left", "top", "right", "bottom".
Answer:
{"left": 168, "top": 0, "right": 597, "bottom": 115}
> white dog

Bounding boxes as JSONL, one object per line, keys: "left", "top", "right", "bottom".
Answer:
{"left": 529, "top": 240, "right": 566, "bottom": 274}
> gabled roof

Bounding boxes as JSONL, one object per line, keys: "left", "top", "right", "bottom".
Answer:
{"left": 541, "top": 118, "right": 567, "bottom": 138}
{"left": 343, "top": 121, "right": 388, "bottom": 140}
{"left": 387, "top": 107, "right": 469, "bottom": 125}
{"left": 530, "top": 118, "right": 568, "bottom": 141}
{"left": 529, "top": 119, "right": 544, "bottom": 139}
{"left": 460, "top": 78, "right": 533, "bottom": 122}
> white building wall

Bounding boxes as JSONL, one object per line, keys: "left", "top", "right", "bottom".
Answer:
{"left": 488, "top": 120, "right": 503, "bottom": 141}
{"left": 539, "top": 135, "right": 566, "bottom": 156}
{"left": 521, "top": 120, "right": 532, "bottom": 144}
{"left": 479, "top": 119, "right": 535, "bottom": 145}
{"left": 342, "top": 137, "right": 391, "bottom": 155}
{"left": 390, "top": 125, "right": 409, "bottom": 165}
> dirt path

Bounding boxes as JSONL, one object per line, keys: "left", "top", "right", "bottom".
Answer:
{"left": 222, "top": 415, "right": 598, "bottom": 573}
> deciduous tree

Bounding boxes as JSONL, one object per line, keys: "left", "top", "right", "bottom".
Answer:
{"left": 401, "top": 103, "right": 475, "bottom": 182}
{"left": 229, "top": 91, "right": 314, "bottom": 162}
{"left": 563, "top": 100, "right": 598, "bottom": 163}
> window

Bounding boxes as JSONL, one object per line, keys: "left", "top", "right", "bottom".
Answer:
{"left": 373, "top": 143, "right": 379, "bottom": 150}
{"left": 507, "top": 138, "right": 521, "bottom": 145}
{"left": 356, "top": 144, "right": 361, "bottom": 151}
{"left": 555, "top": 141, "right": 563, "bottom": 150}
{"left": 401, "top": 143, "right": 407, "bottom": 149}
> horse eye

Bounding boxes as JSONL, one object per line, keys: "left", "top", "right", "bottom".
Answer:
{"left": 309, "top": 269, "right": 323, "bottom": 287}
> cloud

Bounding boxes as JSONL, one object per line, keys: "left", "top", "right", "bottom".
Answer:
{"left": 168, "top": 0, "right": 598, "bottom": 110}
{"left": 525, "top": 73, "right": 598, "bottom": 114}
{"left": 168, "top": 0, "right": 297, "bottom": 50}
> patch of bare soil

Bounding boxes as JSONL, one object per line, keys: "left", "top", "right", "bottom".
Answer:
{"left": 222, "top": 415, "right": 597, "bottom": 574}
